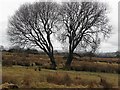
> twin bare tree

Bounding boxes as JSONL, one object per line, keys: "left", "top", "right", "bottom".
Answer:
{"left": 8, "top": 1, "right": 111, "bottom": 69}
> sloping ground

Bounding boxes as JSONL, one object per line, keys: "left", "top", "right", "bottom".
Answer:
{"left": 2, "top": 66, "right": 119, "bottom": 88}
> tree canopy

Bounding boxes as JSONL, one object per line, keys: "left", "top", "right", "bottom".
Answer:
{"left": 8, "top": 1, "right": 112, "bottom": 69}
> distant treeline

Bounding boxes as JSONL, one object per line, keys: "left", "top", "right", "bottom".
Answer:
{"left": 1, "top": 46, "right": 120, "bottom": 58}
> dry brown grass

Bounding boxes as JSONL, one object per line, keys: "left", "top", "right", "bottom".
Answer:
{"left": 2, "top": 66, "right": 119, "bottom": 88}
{"left": 46, "top": 72, "right": 72, "bottom": 86}
{"left": 2, "top": 52, "right": 119, "bottom": 65}
{"left": 71, "top": 61, "right": 119, "bottom": 73}
{"left": 2, "top": 51, "right": 119, "bottom": 74}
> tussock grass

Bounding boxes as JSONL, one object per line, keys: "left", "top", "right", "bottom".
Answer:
{"left": 46, "top": 72, "right": 72, "bottom": 86}
{"left": 71, "top": 61, "right": 119, "bottom": 73}
{"left": 2, "top": 52, "right": 119, "bottom": 88}
{"left": 2, "top": 66, "right": 119, "bottom": 88}
{"left": 2, "top": 52, "right": 119, "bottom": 73}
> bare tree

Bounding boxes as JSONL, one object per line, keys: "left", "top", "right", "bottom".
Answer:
{"left": 78, "top": 34, "right": 100, "bottom": 60}
{"left": 58, "top": 2, "right": 112, "bottom": 68}
{"left": 8, "top": 2, "right": 60, "bottom": 69}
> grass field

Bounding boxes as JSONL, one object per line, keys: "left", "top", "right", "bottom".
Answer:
{"left": 2, "top": 51, "right": 120, "bottom": 74}
{"left": 2, "top": 66, "right": 119, "bottom": 88}
{"left": 1, "top": 52, "right": 120, "bottom": 89}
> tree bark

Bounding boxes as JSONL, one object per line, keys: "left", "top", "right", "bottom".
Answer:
{"left": 48, "top": 53, "right": 57, "bottom": 70}
{"left": 65, "top": 52, "right": 73, "bottom": 70}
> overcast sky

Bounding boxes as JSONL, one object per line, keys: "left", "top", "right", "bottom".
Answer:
{"left": 0, "top": 0, "right": 119, "bottom": 52}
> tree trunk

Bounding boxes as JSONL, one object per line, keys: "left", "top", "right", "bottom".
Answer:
{"left": 90, "top": 56, "right": 92, "bottom": 60}
{"left": 49, "top": 53, "right": 57, "bottom": 70}
{"left": 65, "top": 52, "right": 73, "bottom": 70}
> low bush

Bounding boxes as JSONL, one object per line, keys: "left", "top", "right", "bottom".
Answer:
{"left": 71, "top": 61, "right": 119, "bottom": 73}
{"left": 35, "top": 62, "right": 42, "bottom": 66}
{"left": 2, "top": 60, "right": 13, "bottom": 67}
{"left": 16, "top": 61, "right": 30, "bottom": 66}
{"left": 46, "top": 73, "right": 72, "bottom": 86}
